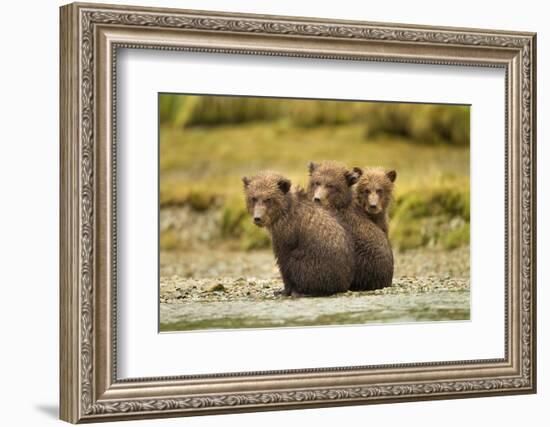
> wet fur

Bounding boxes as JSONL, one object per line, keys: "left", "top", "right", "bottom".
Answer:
{"left": 243, "top": 171, "right": 354, "bottom": 296}
{"left": 354, "top": 167, "right": 396, "bottom": 235}
{"left": 308, "top": 162, "right": 393, "bottom": 290}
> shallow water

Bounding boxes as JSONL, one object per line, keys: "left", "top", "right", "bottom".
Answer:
{"left": 160, "top": 284, "right": 470, "bottom": 331}
{"left": 159, "top": 247, "right": 470, "bottom": 332}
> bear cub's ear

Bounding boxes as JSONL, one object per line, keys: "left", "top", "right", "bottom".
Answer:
{"left": 386, "top": 170, "right": 397, "bottom": 183}
{"left": 277, "top": 178, "right": 291, "bottom": 194}
{"left": 345, "top": 167, "right": 363, "bottom": 186}
{"left": 308, "top": 162, "right": 318, "bottom": 175}
{"left": 242, "top": 176, "right": 251, "bottom": 188}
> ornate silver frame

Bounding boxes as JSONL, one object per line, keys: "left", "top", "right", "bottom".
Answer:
{"left": 60, "top": 2, "right": 537, "bottom": 423}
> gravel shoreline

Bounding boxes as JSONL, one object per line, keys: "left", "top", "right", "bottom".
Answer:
{"left": 159, "top": 246, "right": 470, "bottom": 331}
{"left": 160, "top": 275, "right": 469, "bottom": 304}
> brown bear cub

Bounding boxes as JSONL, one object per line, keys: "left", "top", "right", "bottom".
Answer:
{"left": 353, "top": 167, "right": 396, "bottom": 235}
{"left": 307, "top": 161, "right": 393, "bottom": 291}
{"left": 242, "top": 171, "right": 354, "bottom": 297}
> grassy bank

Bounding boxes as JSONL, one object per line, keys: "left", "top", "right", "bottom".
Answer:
{"left": 159, "top": 122, "right": 469, "bottom": 252}
{"left": 160, "top": 95, "right": 470, "bottom": 146}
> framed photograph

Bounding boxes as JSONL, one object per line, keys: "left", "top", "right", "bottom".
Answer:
{"left": 60, "top": 2, "right": 537, "bottom": 423}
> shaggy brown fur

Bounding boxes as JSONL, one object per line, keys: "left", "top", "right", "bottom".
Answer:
{"left": 354, "top": 167, "right": 396, "bottom": 235}
{"left": 307, "top": 161, "right": 359, "bottom": 210}
{"left": 242, "top": 171, "right": 354, "bottom": 296}
{"left": 307, "top": 161, "right": 393, "bottom": 290}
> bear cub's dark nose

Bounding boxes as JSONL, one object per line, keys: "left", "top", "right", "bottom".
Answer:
{"left": 313, "top": 197, "right": 321, "bottom": 203}
{"left": 254, "top": 216, "right": 262, "bottom": 224}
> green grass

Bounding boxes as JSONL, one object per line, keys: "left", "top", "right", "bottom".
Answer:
{"left": 159, "top": 229, "right": 182, "bottom": 251}
{"left": 363, "top": 103, "right": 470, "bottom": 145}
{"left": 443, "top": 223, "right": 470, "bottom": 250}
{"left": 390, "top": 181, "right": 470, "bottom": 251}
{"left": 160, "top": 94, "right": 470, "bottom": 146}
{"left": 159, "top": 122, "right": 470, "bottom": 252}
{"left": 160, "top": 123, "right": 469, "bottom": 202}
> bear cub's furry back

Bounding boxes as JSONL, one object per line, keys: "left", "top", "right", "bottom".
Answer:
{"left": 308, "top": 161, "right": 393, "bottom": 291}
{"left": 242, "top": 171, "right": 354, "bottom": 296}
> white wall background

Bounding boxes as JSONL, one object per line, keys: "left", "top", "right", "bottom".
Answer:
{"left": 0, "top": 0, "right": 545, "bottom": 425}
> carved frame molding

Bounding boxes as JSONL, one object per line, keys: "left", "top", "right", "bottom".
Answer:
{"left": 60, "top": 2, "right": 536, "bottom": 423}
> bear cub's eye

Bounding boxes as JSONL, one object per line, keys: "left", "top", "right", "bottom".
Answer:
{"left": 265, "top": 198, "right": 272, "bottom": 204}
{"left": 251, "top": 197, "right": 257, "bottom": 203}
{"left": 376, "top": 189, "right": 383, "bottom": 195}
